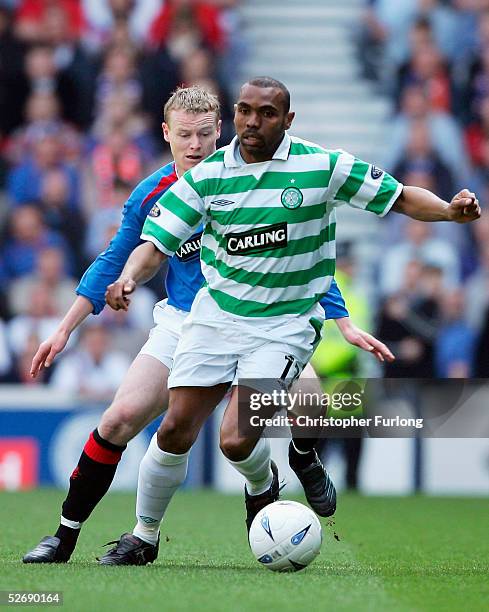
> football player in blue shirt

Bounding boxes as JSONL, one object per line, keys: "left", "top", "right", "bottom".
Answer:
{"left": 23, "top": 86, "right": 393, "bottom": 565}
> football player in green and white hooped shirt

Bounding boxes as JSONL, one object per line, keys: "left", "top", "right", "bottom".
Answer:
{"left": 106, "top": 77, "right": 480, "bottom": 549}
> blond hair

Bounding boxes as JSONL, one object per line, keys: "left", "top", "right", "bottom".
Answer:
{"left": 164, "top": 86, "right": 221, "bottom": 124}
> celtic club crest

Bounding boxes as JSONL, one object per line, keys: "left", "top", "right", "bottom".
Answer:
{"left": 281, "top": 186, "right": 303, "bottom": 209}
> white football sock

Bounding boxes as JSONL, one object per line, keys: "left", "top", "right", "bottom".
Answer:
{"left": 226, "top": 437, "right": 273, "bottom": 496}
{"left": 291, "top": 441, "right": 312, "bottom": 455}
{"left": 132, "top": 433, "right": 189, "bottom": 545}
{"left": 59, "top": 517, "right": 82, "bottom": 530}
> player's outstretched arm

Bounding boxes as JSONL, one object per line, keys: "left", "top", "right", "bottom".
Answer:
{"left": 30, "top": 295, "right": 94, "bottom": 378}
{"left": 392, "top": 187, "right": 481, "bottom": 223}
{"left": 105, "top": 242, "right": 166, "bottom": 311}
{"left": 334, "top": 317, "right": 395, "bottom": 363}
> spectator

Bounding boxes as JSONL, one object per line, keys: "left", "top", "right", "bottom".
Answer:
{"left": 84, "top": 179, "right": 132, "bottom": 259}
{"left": 465, "top": 93, "right": 489, "bottom": 166}
{"left": 466, "top": 44, "right": 489, "bottom": 122}
{"left": 406, "top": 16, "right": 434, "bottom": 57}
{"left": 9, "top": 332, "right": 49, "bottom": 385}
{"left": 454, "top": 8, "right": 489, "bottom": 121}
{"left": 383, "top": 84, "right": 470, "bottom": 189}
{"left": 7, "top": 132, "right": 80, "bottom": 209}
{"left": 452, "top": 0, "right": 480, "bottom": 62}
{"left": 311, "top": 247, "right": 372, "bottom": 378}
{"left": 6, "top": 91, "right": 82, "bottom": 166}
{"left": 377, "top": 262, "right": 441, "bottom": 378}
{"left": 399, "top": 164, "right": 465, "bottom": 250}
{"left": 469, "top": 134, "right": 489, "bottom": 197}
{"left": 83, "top": 126, "right": 146, "bottom": 213}
{"left": 81, "top": 0, "right": 163, "bottom": 52}
{"left": 179, "top": 46, "right": 234, "bottom": 143}
{"left": 14, "top": 0, "right": 85, "bottom": 43}
{"left": 39, "top": 168, "right": 86, "bottom": 273}
{"left": 0, "top": 0, "right": 243, "bottom": 394}
{"left": 465, "top": 243, "right": 489, "bottom": 332}
{"left": 139, "top": 46, "right": 179, "bottom": 146}
{"left": 435, "top": 289, "right": 475, "bottom": 377}
{"left": 393, "top": 118, "right": 455, "bottom": 202}
{"left": 472, "top": 206, "right": 489, "bottom": 253}
{"left": 398, "top": 40, "right": 452, "bottom": 113}
{"left": 8, "top": 246, "right": 78, "bottom": 317}
{"left": 180, "top": 45, "right": 214, "bottom": 83}
{"left": 363, "top": 0, "right": 419, "bottom": 69}
{"left": 19, "top": 45, "right": 66, "bottom": 119}
{"left": 49, "top": 322, "right": 131, "bottom": 401}
{"left": 90, "top": 92, "right": 155, "bottom": 158}
{"left": 24, "top": 44, "right": 58, "bottom": 92}
{"left": 474, "top": 303, "right": 489, "bottom": 376}
{"left": 417, "top": 0, "right": 459, "bottom": 62}
{"left": 94, "top": 45, "right": 143, "bottom": 116}
{"left": 6, "top": 280, "right": 62, "bottom": 358}
{"left": 379, "top": 219, "right": 460, "bottom": 296}
{"left": 0, "top": 205, "right": 72, "bottom": 281}
{"left": 42, "top": 4, "right": 97, "bottom": 128}
{"left": 474, "top": 6, "right": 489, "bottom": 54}
{"left": 0, "top": 6, "right": 27, "bottom": 137}
{"left": 213, "top": 0, "right": 246, "bottom": 86}
{"left": 148, "top": 0, "right": 226, "bottom": 58}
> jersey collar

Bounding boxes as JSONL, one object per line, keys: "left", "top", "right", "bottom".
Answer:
{"left": 224, "top": 132, "right": 292, "bottom": 168}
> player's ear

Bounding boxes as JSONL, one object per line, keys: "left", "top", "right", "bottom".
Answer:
{"left": 285, "top": 112, "right": 295, "bottom": 130}
{"left": 162, "top": 122, "right": 170, "bottom": 143}
{"left": 216, "top": 119, "right": 222, "bottom": 139}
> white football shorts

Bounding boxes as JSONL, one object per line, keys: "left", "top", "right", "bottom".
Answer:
{"left": 138, "top": 299, "right": 187, "bottom": 369}
{"left": 168, "top": 288, "right": 324, "bottom": 390}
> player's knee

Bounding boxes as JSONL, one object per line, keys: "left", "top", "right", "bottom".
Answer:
{"left": 219, "top": 430, "right": 253, "bottom": 461}
{"left": 157, "top": 414, "right": 195, "bottom": 454}
{"left": 99, "top": 402, "right": 141, "bottom": 445}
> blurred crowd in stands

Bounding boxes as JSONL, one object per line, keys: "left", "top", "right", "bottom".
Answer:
{"left": 354, "top": 0, "right": 489, "bottom": 381}
{"left": 0, "top": 0, "right": 243, "bottom": 396}
{"left": 0, "top": 0, "right": 487, "bottom": 401}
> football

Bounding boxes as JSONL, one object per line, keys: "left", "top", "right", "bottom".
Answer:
{"left": 248, "top": 500, "right": 323, "bottom": 572}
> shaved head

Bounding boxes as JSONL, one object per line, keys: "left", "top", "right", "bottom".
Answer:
{"left": 243, "top": 77, "right": 290, "bottom": 113}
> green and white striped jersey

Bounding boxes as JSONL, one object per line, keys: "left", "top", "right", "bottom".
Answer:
{"left": 141, "top": 133, "right": 402, "bottom": 318}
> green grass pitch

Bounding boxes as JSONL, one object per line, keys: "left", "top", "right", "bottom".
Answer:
{"left": 1, "top": 490, "right": 488, "bottom": 612}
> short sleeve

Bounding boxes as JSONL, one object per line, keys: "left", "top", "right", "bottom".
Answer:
{"left": 141, "top": 170, "right": 205, "bottom": 255}
{"left": 328, "top": 151, "right": 403, "bottom": 217}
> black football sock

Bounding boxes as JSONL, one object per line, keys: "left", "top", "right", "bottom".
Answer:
{"left": 289, "top": 437, "right": 318, "bottom": 469}
{"left": 53, "top": 524, "right": 81, "bottom": 555}
{"left": 54, "top": 429, "right": 126, "bottom": 554}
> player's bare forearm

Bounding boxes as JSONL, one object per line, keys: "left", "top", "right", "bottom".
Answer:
{"left": 121, "top": 242, "right": 166, "bottom": 285}
{"left": 392, "top": 186, "right": 450, "bottom": 221}
{"left": 106, "top": 242, "right": 166, "bottom": 311}
{"left": 30, "top": 296, "right": 94, "bottom": 377}
{"left": 58, "top": 295, "right": 94, "bottom": 334}
{"left": 392, "top": 186, "right": 480, "bottom": 223}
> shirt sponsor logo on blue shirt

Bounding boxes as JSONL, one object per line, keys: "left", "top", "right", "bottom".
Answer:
{"left": 175, "top": 233, "right": 202, "bottom": 262}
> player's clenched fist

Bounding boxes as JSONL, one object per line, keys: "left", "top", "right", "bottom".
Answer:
{"left": 447, "top": 189, "right": 481, "bottom": 223}
{"left": 105, "top": 278, "right": 136, "bottom": 311}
